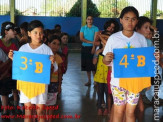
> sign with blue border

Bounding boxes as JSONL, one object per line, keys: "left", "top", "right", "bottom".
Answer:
{"left": 12, "top": 51, "right": 51, "bottom": 84}
{"left": 113, "top": 47, "right": 155, "bottom": 78}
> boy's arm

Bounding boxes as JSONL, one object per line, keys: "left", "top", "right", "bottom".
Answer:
{"left": 103, "top": 52, "right": 113, "bottom": 65}
{"left": 91, "top": 42, "right": 96, "bottom": 54}
{"left": 8, "top": 50, "right": 14, "bottom": 60}
{"left": 93, "top": 49, "right": 103, "bottom": 65}
{"left": 58, "top": 63, "right": 63, "bottom": 94}
{"left": 99, "top": 34, "right": 109, "bottom": 45}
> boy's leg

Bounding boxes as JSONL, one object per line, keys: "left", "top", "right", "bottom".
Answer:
{"left": 111, "top": 85, "right": 127, "bottom": 122}
{"left": 126, "top": 90, "right": 140, "bottom": 122}
{"left": 36, "top": 104, "right": 46, "bottom": 122}
{"left": 135, "top": 95, "right": 144, "bottom": 122}
{"left": 125, "top": 104, "right": 137, "bottom": 122}
{"left": 92, "top": 71, "right": 97, "bottom": 86}
{"left": 12, "top": 89, "right": 22, "bottom": 114}
{"left": 97, "top": 83, "right": 103, "bottom": 115}
{"left": 24, "top": 102, "right": 33, "bottom": 122}
{"left": 108, "top": 94, "right": 113, "bottom": 114}
{"left": 109, "top": 105, "right": 114, "bottom": 122}
{"left": 85, "top": 71, "right": 91, "bottom": 86}
{"left": 1, "top": 95, "right": 8, "bottom": 114}
{"left": 113, "top": 104, "right": 126, "bottom": 122}
{"left": 103, "top": 84, "right": 108, "bottom": 115}
{"left": 48, "top": 108, "right": 54, "bottom": 122}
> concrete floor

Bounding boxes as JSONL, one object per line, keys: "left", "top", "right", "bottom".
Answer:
{"left": 1, "top": 52, "right": 163, "bottom": 122}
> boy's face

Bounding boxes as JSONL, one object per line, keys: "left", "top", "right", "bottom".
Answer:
{"left": 147, "top": 31, "right": 153, "bottom": 39}
{"left": 6, "top": 29, "right": 15, "bottom": 39}
{"left": 48, "top": 39, "right": 60, "bottom": 54}
{"left": 55, "top": 27, "right": 61, "bottom": 31}
{"left": 138, "top": 22, "right": 151, "bottom": 38}
{"left": 61, "top": 35, "right": 68, "bottom": 44}
{"left": 28, "top": 27, "right": 44, "bottom": 43}
{"left": 86, "top": 16, "right": 93, "bottom": 25}
{"left": 106, "top": 23, "right": 115, "bottom": 34}
{"left": 20, "top": 28, "right": 25, "bottom": 35}
{"left": 120, "top": 12, "right": 138, "bottom": 32}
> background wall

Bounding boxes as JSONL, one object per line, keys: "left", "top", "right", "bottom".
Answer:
{"left": 0, "top": 15, "right": 163, "bottom": 37}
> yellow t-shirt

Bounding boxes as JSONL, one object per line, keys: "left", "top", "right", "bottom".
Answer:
{"left": 50, "top": 53, "right": 63, "bottom": 82}
{"left": 94, "top": 55, "right": 108, "bottom": 83}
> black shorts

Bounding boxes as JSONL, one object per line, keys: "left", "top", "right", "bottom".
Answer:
{"left": 81, "top": 46, "right": 95, "bottom": 71}
{"left": 0, "top": 77, "right": 16, "bottom": 95}
{"left": 48, "top": 82, "right": 59, "bottom": 93}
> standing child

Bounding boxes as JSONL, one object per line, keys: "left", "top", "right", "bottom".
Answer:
{"left": 80, "top": 15, "right": 99, "bottom": 86}
{"left": 93, "top": 35, "right": 108, "bottom": 116}
{"left": 60, "top": 33, "right": 69, "bottom": 74}
{"left": 19, "top": 22, "right": 28, "bottom": 46}
{"left": 8, "top": 20, "right": 55, "bottom": 122}
{"left": 0, "top": 22, "right": 21, "bottom": 118}
{"left": 103, "top": 6, "right": 150, "bottom": 122}
{"left": 136, "top": 16, "right": 153, "bottom": 47}
{"left": 46, "top": 35, "right": 63, "bottom": 122}
{"left": 136, "top": 16, "right": 154, "bottom": 122}
{"left": 93, "top": 19, "right": 120, "bottom": 118}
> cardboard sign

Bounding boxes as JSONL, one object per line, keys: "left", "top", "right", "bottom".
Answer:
{"left": 12, "top": 51, "right": 51, "bottom": 84}
{"left": 113, "top": 47, "right": 155, "bottom": 78}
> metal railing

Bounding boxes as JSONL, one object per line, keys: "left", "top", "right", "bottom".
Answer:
{"left": 0, "top": 0, "right": 162, "bottom": 18}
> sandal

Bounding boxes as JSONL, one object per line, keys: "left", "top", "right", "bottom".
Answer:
{"left": 103, "top": 109, "right": 108, "bottom": 115}
{"left": 85, "top": 82, "right": 91, "bottom": 86}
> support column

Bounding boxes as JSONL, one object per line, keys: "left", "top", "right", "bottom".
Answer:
{"left": 151, "top": 0, "right": 157, "bottom": 26}
{"left": 10, "top": 0, "right": 15, "bottom": 23}
{"left": 81, "top": 0, "right": 87, "bottom": 26}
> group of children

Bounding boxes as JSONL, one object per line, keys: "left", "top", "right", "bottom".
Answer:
{"left": 0, "top": 5, "right": 163, "bottom": 122}
{"left": 89, "top": 6, "right": 163, "bottom": 122}
{"left": 0, "top": 20, "right": 68, "bottom": 122}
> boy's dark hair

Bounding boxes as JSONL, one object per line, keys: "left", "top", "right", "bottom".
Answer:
{"left": 54, "top": 24, "right": 61, "bottom": 29}
{"left": 14, "top": 27, "right": 21, "bottom": 34}
{"left": 1, "top": 22, "right": 15, "bottom": 38}
{"left": 103, "top": 19, "right": 120, "bottom": 33}
{"left": 52, "top": 29, "right": 61, "bottom": 34}
{"left": 44, "top": 29, "right": 51, "bottom": 36}
{"left": 28, "top": 20, "right": 44, "bottom": 32}
{"left": 120, "top": 6, "right": 139, "bottom": 19}
{"left": 27, "top": 20, "right": 44, "bottom": 43}
{"left": 136, "top": 16, "right": 152, "bottom": 30}
{"left": 20, "top": 22, "right": 28, "bottom": 32}
{"left": 60, "top": 32, "right": 68, "bottom": 38}
{"left": 87, "top": 15, "right": 93, "bottom": 19}
{"left": 48, "top": 35, "right": 61, "bottom": 44}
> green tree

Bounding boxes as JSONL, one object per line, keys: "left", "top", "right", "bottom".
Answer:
{"left": 143, "top": 9, "right": 163, "bottom": 19}
{"left": 66, "top": 0, "right": 100, "bottom": 17}
{"left": 41, "top": 0, "right": 77, "bottom": 16}
{"left": 5, "top": 9, "right": 23, "bottom": 15}
{"left": 143, "top": 11, "right": 150, "bottom": 18}
{"left": 0, "top": 4, "right": 9, "bottom": 15}
{"left": 98, "top": 0, "right": 129, "bottom": 18}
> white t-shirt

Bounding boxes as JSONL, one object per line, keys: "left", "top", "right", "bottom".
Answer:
{"left": 0, "top": 48, "right": 8, "bottom": 62}
{"left": 18, "top": 43, "right": 58, "bottom": 104}
{"left": 103, "top": 31, "right": 147, "bottom": 87}
{"left": 19, "top": 43, "right": 53, "bottom": 55}
{"left": 19, "top": 43, "right": 58, "bottom": 72}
